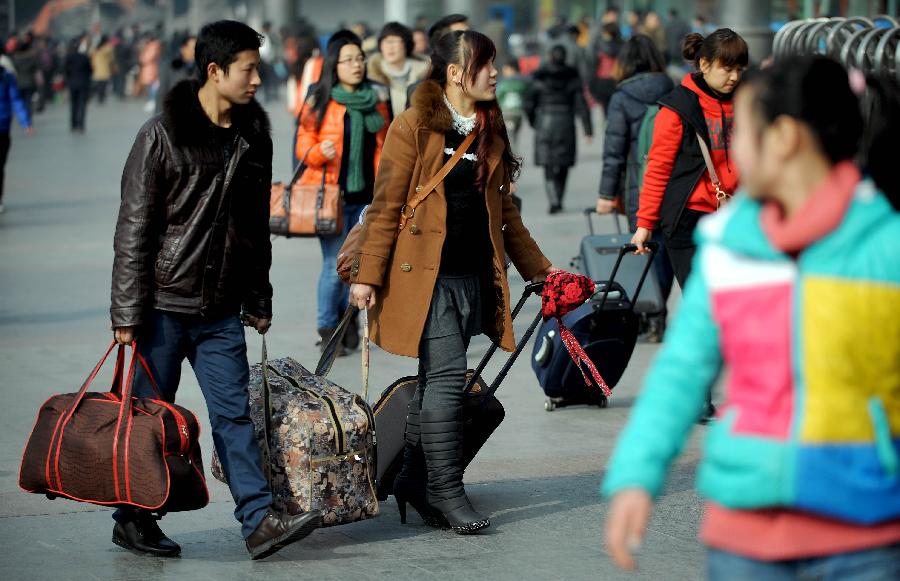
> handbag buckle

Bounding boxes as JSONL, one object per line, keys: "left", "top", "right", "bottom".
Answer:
{"left": 715, "top": 185, "right": 732, "bottom": 207}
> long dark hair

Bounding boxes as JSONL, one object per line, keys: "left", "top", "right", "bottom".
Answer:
{"left": 745, "top": 57, "right": 861, "bottom": 164}
{"left": 307, "top": 33, "right": 368, "bottom": 128}
{"left": 682, "top": 28, "right": 748, "bottom": 70}
{"left": 615, "top": 34, "right": 666, "bottom": 81}
{"left": 428, "top": 30, "right": 521, "bottom": 185}
{"left": 743, "top": 56, "right": 898, "bottom": 209}
{"left": 861, "top": 73, "right": 900, "bottom": 209}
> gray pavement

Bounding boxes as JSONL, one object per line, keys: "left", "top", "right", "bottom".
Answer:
{"left": 0, "top": 96, "right": 707, "bottom": 581}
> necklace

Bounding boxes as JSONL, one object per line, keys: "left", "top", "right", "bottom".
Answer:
{"left": 443, "top": 93, "right": 476, "bottom": 136}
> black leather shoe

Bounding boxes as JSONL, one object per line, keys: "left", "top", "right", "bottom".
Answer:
{"left": 245, "top": 510, "right": 322, "bottom": 560}
{"left": 112, "top": 512, "right": 181, "bottom": 557}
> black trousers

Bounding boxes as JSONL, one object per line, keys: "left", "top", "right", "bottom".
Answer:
{"left": 93, "top": 80, "right": 109, "bottom": 104}
{"left": 664, "top": 209, "right": 707, "bottom": 289}
{"left": 0, "top": 132, "right": 9, "bottom": 205}
{"left": 544, "top": 166, "right": 570, "bottom": 205}
{"left": 69, "top": 87, "right": 88, "bottom": 130}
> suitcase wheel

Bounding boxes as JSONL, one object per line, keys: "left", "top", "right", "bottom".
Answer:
{"left": 544, "top": 399, "right": 556, "bottom": 412}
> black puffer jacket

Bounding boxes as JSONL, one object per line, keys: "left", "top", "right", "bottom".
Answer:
{"left": 598, "top": 72, "right": 673, "bottom": 222}
{"left": 524, "top": 63, "right": 593, "bottom": 168}
{"left": 111, "top": 80, "right": 273, "bottom": 328}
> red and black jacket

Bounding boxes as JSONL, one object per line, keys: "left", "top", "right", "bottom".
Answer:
{"left": 637, "top": 73, "right": 739, "bottom": 237}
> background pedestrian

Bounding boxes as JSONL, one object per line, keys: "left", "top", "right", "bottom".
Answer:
{"left": 295, "top": 32, "right": 390, "bottom": 352}
{"left": 64, "top": 35, "right": 92, "bottom": 133}
{"left": 524, "top": 44, "right": 593, "bottom": 214}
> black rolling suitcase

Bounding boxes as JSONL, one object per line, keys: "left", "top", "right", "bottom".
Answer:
{"left": 371, "top": 282, "right": 545, "bottom": 500}
{"left": 574, "top": 208, "right": 666, "bottom": 317}
{"left": 533, "top": 241, "right": 658, "bottom": 411}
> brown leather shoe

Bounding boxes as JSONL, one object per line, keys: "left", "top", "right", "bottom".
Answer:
{"left": 245, "top": 510, "right": 322, "bottom": 560}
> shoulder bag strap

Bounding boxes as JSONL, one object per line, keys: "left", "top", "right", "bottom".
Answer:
{"left": 398, "top": 130, "right": 477, "bottom": 233}
{"left": 695, "top": 132, "right": 731, "bottom": 207}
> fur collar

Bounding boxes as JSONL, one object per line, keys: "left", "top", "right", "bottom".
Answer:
{"left": 410, "top": 79, "right": 505, "bottom": 135}
{"left": 161, "top": 79, "right": 271, "bottom": 147}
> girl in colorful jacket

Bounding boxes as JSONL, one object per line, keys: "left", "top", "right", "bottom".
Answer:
{"left": 295, "top": 33, "right": 390, "bottom": 350}
{"left": 631, "top": 29, "right": 748, "bottom": 289}
{"left": 603, "top": 57, "right": 900, "bottom": 579}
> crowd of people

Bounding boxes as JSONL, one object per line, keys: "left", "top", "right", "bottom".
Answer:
{"left": 4, "top": 5, "right": 898, "bottom": 578}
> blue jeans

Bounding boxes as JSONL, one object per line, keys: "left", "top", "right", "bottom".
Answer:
{"left": 113, "top": 310, "right": 272, "bottom": 539}
{"left": 317, "top": 203, "right": 365, "bottom": 329}
{"left": 707, "top": 544, "right": 900, "bottom": 581}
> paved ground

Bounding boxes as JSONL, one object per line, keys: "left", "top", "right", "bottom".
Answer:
{"left": 0, "top": 95, "right": 707, "bottom": 580}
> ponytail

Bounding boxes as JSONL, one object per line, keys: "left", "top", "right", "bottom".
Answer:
{"left": 682, "top": 28, "right": 748, "bottom": 69}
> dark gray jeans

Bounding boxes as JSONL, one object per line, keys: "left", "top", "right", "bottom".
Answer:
{"left": 415, "top": 274, "right": 482, "bottom": 412}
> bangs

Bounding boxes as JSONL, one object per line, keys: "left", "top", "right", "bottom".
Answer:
{"left": 717, "top": 34, "right": 749, "bottom": 69}
{"left": 462, "top": 31, "right": 497, "bottom": 84}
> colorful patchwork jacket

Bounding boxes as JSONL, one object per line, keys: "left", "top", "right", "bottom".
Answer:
{"left": 602, "top": 179, "right": 900, "bottom": 525}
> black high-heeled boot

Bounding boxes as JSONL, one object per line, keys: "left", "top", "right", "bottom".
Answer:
{"left": 393, "top": 401, "right": 444, "bottom": 527}
{"left": 420, "top": 408, "right": 490, "bottom": 535}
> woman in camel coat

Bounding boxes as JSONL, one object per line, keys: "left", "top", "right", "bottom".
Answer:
{"left": 348, "top": 30, "right": 553, "bottom": 535}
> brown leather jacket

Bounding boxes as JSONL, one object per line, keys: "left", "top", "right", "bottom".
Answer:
{"left": 110, "top": 80, "right": 273, "bottom": 328}
{"left": 351, "top": 80, "right": 551, "bottom": 357}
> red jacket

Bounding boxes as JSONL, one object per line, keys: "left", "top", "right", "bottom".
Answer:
{"left": 636, "top": 73, "right": 739, "bottom": 231}
{"left": 295, "top": 96, "right": 390, "bottom": 188}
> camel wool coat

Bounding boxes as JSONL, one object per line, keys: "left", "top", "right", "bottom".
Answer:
{"left": 350, "top": 80, "right": 551, "bottom": 358}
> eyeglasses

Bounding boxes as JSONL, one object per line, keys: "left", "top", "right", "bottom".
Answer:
{"left": 337, "top": 56, "right": 367, "bottom": 66}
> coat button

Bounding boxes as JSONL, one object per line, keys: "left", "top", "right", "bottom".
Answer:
{"left": 415, "top": 185, "right": 423, "bottom": 193}
{"left": 400, "top": 263, "right": 412, "bottom": 272}
{"left": 499, "top": 184, "right": 505, "bottom": 192}
{"left": 409, "top": 225, "right": 420, "bottom": 235}
{"left": 501, "top": 224, "right": 508, "bottom": 232}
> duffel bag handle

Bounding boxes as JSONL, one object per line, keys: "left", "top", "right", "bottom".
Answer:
{"left": 314, "top": 306, "right": 358, "bottom": 378}
{"left": 50, "top": 342, "right": 146, "bottom": 495}
{"left": 62, "top": 341, "right": 163, "bottom": 420}
{"left": 259, "top": 337, "right": 274, "bottom": 486}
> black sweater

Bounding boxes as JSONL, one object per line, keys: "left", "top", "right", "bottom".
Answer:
{"left": 439, "top": 130, "right": 490, "bottom": 275}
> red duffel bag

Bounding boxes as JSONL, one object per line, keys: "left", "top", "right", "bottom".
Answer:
{"left": 19, "top": 341, "right": 209, "bottom": 512}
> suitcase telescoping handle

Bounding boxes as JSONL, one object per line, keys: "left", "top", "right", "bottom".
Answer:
{"left": 463, "top": 282, "right": 545, "bottom": 398}
{"left": 584, "top": 207, "right": 626, "bottom": 236}
{"left": 595, "top": 242, "right": 659, "bottom": 313}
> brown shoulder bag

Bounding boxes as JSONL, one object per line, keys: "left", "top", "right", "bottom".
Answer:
{"left": 270, "top": 148, "right": 343, "bottom": 238}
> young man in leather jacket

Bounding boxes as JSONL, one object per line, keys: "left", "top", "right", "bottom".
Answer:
{"left": 109, "top": 20, "right": 320, "bottom": 560}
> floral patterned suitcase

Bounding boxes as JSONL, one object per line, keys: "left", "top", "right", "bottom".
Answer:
{"left": 211, "top": 344, "right": 378, "bottom": 527}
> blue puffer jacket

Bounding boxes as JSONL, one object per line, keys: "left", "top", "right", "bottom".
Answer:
{"left": 0, "top": 67, "right": 31, "bottom": 133}
{"left": 598, "top": 72, "right": 673, "bottom": 222}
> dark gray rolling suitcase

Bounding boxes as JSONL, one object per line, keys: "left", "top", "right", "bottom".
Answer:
{"left": 371, "top": 282, "right": 545, "bottom": 501}
{"left": 574, "top": 209, "right": 666, "bottom": 317}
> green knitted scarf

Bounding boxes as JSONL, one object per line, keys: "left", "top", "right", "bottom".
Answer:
{"left": 330, "top": 84, "right": 385, "bottom": 193}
